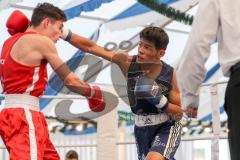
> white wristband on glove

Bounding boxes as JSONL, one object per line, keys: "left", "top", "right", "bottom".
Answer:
{"left": 61, "top": 26, "right": 72, "bottom": 41}
{"left": 155, "top": 95, "right": 168, "bottom": 110}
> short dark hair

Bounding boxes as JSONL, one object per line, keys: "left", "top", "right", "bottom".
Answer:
{"left": 140, "top": 26, "right": 169, "bottom": 50}
{"left": 65, "top": 150, "right": 78, "bottom": 160}
{"left": 31, "top": 2, "right": 67, "bottom": 26}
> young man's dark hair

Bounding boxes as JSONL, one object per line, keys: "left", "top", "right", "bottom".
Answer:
{"left": 30, "top": 2, "right": 67, "bottom": 26}
{"left": 65, "top": 150, "right": 79, "bottom": 160}
{"left": 140, "top": 26, "right": 169, "bottom": 50}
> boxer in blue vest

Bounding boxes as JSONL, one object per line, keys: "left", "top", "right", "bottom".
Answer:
{"left": 63, "top": 26, "right": 183, "bottom": 160}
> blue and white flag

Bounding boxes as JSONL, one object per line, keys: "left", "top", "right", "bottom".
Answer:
{"left": 61, "top": 0, "right": 113, "bottom": 20}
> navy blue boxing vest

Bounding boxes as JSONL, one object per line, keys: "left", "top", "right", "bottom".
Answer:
{"left": 127, "top": 56, "right": 173, "bottom": 115}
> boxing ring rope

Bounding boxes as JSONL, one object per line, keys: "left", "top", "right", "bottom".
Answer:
{"left": 0, "top": 80, "right": 229, "bottom": 160}
{"left": 0, "top": 133, "right": 228, "bottom": 149}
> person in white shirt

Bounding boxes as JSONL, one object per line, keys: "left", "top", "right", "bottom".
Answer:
{"left": 177, "top": 0, "right": 240, "bottom": 159}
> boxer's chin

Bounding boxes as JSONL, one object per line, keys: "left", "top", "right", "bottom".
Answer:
{"left": 53, "top": 39, "right": 59, "bottom": 43}
{"left": 137, "top": 56, "right": 145, "bottom": 63}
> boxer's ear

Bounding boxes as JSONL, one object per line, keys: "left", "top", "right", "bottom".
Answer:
{"left": 158, "top": 49, "right": 165, "bottom": 58}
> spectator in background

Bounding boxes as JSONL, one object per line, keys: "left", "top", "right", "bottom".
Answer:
{"left": 65, "top": 150, "right": 79, "bottom": 160}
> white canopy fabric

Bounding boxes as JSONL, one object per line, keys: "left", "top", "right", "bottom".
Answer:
{"left": 0, "top": 0, "right": 23, "bottom": 11}
{"left": 104, "top": 0, "right": 199, "bottom": 31}
{"left": 12, "top": 0, "right": 113, "bottom": 19}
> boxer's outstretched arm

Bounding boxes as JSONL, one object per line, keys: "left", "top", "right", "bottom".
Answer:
{"left": 66, "top": 33, "right": 131, "bottom": 76}
{"left": 69, "top": 33, "right": 116, "bottom": 62}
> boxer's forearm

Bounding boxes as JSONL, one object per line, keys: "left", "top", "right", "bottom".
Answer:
{"left": 69, "top": 33, "right": 95, "bottom": 53}
{"left": 165, "top": 103, "right": 183, "bottom": 122}
{"left": 69, "top": 33, "right": 119, "bottom": 62}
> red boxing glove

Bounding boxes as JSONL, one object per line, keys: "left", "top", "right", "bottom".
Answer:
{"left": 85, "top": 84, "right": 106, "bottom": 112}
{"left": 6, "top": 10, "right": 30, "bottom": 35}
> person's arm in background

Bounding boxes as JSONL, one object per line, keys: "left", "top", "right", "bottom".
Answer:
{"left": 177, "top": 0, "right": 220, "bottom": 118}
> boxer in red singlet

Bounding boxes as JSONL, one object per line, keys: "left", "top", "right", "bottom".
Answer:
{"left": 0, "top": 3, "right": 105, "bottom": 160}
